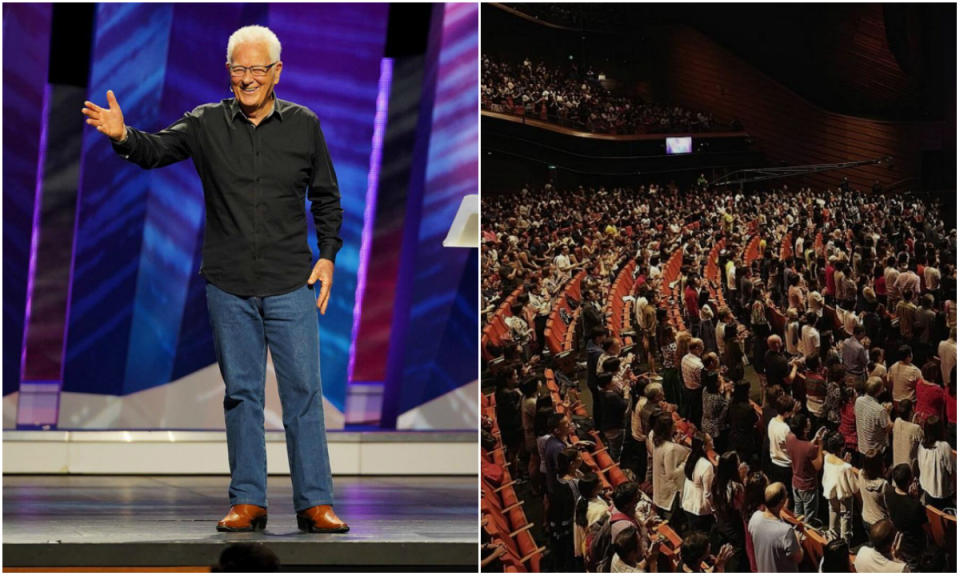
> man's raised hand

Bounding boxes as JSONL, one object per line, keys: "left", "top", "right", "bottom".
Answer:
{"left": 82, "top": 90, "right": 126, "bottom": 142}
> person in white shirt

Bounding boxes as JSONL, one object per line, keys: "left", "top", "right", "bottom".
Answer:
{"left": 574, "top": 473, "right": 608, "bottom": 560}
{"left": 917, "top": 416, "right": 956, "bottom": 511}
{"left": 768, "top": 394, "right": 796, "bottom": 500}
{"left": 893, "top": 266, "right": 921, "bottom": 303}
{"left": 924, "top": 262, "right": 941, "bottom": 293}
{"left": 650, "top": 411, "right": 691, "bottom": 516}
{"left": 784, "top": 308, "right": 800, "bottom": 356}
{"left": 800, "top": 311, "right": 820, "bottom": 359}
{"left": 884, "top": 258, "right": 901, "bottom": 307}
{"left": 553, "top": 245, "right": 575, "bottom": 274}
{"left": 822, "top": 431, "right": 859, "bottom": 542}
{"left": 853, "top": 519, "right": 909, "bottom": 573}
{"left": 938, "top": 328, "right": 957, "bottom": 386}
{"left": 681, "top": 432, "right": 715, "bottom": 534}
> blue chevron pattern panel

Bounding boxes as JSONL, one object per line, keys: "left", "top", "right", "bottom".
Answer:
{"left": 2, "top": 3, "right": 52, "bottom": 396}
{"left": 395, "top": 2, "right": 479, "bottom": 417}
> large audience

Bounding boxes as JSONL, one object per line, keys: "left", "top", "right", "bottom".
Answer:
{"left": 481, "top": 55, "right": 719, "bottom": 135}
{"left": 481, "top": 180, "right": 957, "bottom": 572}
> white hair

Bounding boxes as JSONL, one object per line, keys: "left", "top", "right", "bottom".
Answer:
{"left": 226, "top": 25, "right": 281, "bottom": 64}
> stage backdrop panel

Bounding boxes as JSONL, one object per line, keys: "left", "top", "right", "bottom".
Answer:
{"left": 6, "top": 3, "right": 477, "bottom": 432}
{"left": 53, "top": 3, "right": 387, "bottom": 429}
{"left": 2, "top": 3, "right": 52, "bottom": 403}
{"left": 382, "top": 3, "right": 479, "bottom": 430}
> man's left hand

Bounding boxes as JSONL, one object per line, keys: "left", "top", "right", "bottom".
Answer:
{"left": 308, "top": 259, "right": 334, "bottom": 314}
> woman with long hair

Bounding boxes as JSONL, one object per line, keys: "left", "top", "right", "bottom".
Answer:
{"left": 573, "top": 472, "right": 606, "bottom": 564}
{"left": 548, "top": 447, "right": 582, "bottom": 571}
{"left": 681, "top": 432, "right": 715, "bottom": 535}
{"left": 918, "top": 416, "right": 957, "bottom": 511}
{"left": 700, "top": 354, "right": 730, "bottom": 453}
{"left": 651, "top": 411, "right": 691, "bottom": 520}
{"left": 742, "top": 470, "right": 769, "bottom": 573}
{"left": 667, "top": 328, "right": 690, "bottom": 409}
{"left": 822, "top": 431, "right": 858, "bottom": 543}
{"left": 728, "top": 381, "right": 760, "bottom": 467}
{"left": 858, "top": 450, "right": 888, "bottom": 535}
{"left": 710, "top": 451, "right": 748, "bottom": 573}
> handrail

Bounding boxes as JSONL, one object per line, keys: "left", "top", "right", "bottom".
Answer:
{"left": 482, "top": 110, "right": 749, "bottom": 141}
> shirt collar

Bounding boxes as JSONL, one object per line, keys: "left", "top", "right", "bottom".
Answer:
{"left": 229, "top": 92, "right": 284, "bottom": 123}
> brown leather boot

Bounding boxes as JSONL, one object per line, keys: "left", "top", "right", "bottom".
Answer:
{"left": 216, "top": 504, "right": 267, "bottom": 532}
{"left": 296, "top": 505, "right": 349, "bottom": 533}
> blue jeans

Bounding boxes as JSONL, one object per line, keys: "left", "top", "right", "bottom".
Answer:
{"left": 793, "top": 486, "right": 818, "bottom": 524}
{"left": 206, "top": 282, "right": 333, "bottom": 511}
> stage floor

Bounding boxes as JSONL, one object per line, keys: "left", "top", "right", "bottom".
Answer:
{"left": 3, "top": 475, "right": 477, "bottom": 571}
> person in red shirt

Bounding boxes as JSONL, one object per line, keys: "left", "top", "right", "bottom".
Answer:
{"left": 873, "top": 263, "right": 887, "bottom": 300}
{"left": 915, "top": 378, "right": 946, "bottom": 423}
{"left": 838, "top": 386, "right": 859, "bottom": 462}
{"left": 785, "top": 412, "right": 825, "bottom": 523}
{"left": 823, "top": 258, "right": 837, "bottom": 305}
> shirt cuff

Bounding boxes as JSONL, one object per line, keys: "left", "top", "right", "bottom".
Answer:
{"left": 111, "top": 127, "right": 134, "bottom": 157}
{"left": 316, "top": 243, "right": 339, "bottom": 264}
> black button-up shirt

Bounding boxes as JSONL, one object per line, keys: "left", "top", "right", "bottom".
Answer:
{"left": 112, "top": 97, "right": 343, "bottom": 297}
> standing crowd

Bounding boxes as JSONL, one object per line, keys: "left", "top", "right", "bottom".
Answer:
{"left": 482, "top": 180, "right": 956, "bottom": 572}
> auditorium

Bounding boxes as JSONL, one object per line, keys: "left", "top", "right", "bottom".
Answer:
{"left": 481, "top": 3, "right": 956, "bottom": 573}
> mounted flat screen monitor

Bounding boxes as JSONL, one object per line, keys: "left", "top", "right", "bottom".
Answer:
{"left": 666, "top": 137, "right": 692, "bottom": 155}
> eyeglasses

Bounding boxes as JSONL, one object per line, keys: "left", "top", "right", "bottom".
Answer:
{"left": 228, "top": 62, "right": 279, "bottom": 78}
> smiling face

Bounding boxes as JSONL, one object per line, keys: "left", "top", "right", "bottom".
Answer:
{"left": 228, "top": 41, "right": 282, "bottom": 117}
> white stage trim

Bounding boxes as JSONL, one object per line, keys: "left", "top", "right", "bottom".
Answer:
{"left": 3, "top": 392, "right": 19, "bottom": 429}
{"left": 3, "top": 430, "right": 477, "bottom": 475}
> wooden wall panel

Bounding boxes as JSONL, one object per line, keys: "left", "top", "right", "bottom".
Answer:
{"left": 662, "top": 26, "right": 946, "bottom": 192}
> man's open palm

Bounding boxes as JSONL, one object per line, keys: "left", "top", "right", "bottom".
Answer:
{"left": 82, "top": 90, "right": 126, "bottom": 142}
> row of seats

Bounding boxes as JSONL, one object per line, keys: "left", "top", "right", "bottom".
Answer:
{"left": 544, "top": 270, "right": 587, "bottom": 357}
{"left": 482, "top": 393, "right": 546, "bottom": 572}
{"left": 704, "top": 239, "right": 726, "bottom": 287}
{"left": 661, "top": 249, "right": 685, "bottom": 298}
{"left": 606, "top": 261, "right": 636, "bottom": 347}
{"left": 541, "top": 369, "right": 706, "bottom": 570}
{"left": 482, "top": 285, "right": 526, "bottom": 361}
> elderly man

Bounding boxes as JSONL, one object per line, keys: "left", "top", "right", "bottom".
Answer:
{"left": 764, "top": 334, "right": 800, "bottom": 390}
{"left": 747, "top": 482, "right": 804, "bottom": 572}
{"left": 855, "top": 377, "right": 895, "bottom": 459}
{"left": 82, "top": 25, "right": 348, "bottom": 533}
